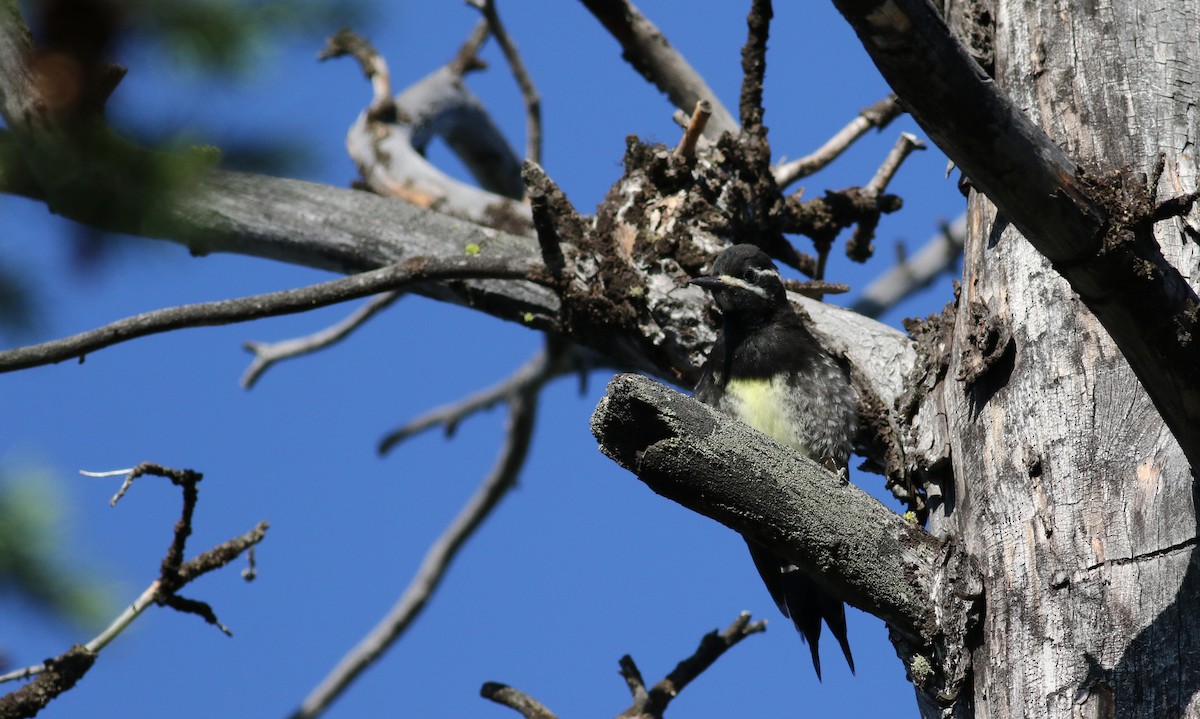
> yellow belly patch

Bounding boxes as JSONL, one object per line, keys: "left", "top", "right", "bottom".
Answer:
{"left": 726, "top": 377, "right": 794, "bottom": 446}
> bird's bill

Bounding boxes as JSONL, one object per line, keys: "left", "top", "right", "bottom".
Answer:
{"left": 689, "top": 275, "right": 726, "bottom": 290}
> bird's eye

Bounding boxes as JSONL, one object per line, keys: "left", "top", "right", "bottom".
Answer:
{"left": 743, "top": 267, "right": 759, "bottom": 282}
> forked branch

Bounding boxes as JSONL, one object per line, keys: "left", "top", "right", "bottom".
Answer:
{"left": 773, "top": 95, "right": 904, "bottom": 188}
{"left": 0, "top": 463, "right": 268, "bottom": 716}
{"left": 478, "top": 612, "right": 765, "bottom": 719}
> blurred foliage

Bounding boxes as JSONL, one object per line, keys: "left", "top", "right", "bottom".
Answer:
{"left": 7, "top": 0, "right": 368, "bottom": 272}
{"left": 0, "top": 469, "right": 113, "bottom": 633}
{"left": 25, "top": 0, "right": 368, "bottom": 77}
{"left": 127, "top": 0, "right": 368, "bottom": 75}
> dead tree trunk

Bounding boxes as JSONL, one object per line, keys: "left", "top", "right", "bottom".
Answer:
{"left": 926, "top": 2, "right": 1200, "bottom": 717}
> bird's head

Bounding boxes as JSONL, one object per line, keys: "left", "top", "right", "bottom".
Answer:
{"left": 690, "top": 244, "right": 787, "bottom": 324}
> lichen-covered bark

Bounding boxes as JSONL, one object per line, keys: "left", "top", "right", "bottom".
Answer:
{"left": 928, "top": 3, "right": 1200, "bottom": 717}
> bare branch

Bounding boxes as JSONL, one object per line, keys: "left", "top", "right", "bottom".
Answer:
{"left": 476, "top": 612, "right": 764, "bottom": 719}
{"left": 292, "top": 375, "right": 541, "bottom": 719}
{"left": 844, "top": 132, "right": 927, "bottom": 264}
{"left": 618, "top": 655, "right": 649, "bottom": 708}
{"left": 448, "top": 20, "right": 491, "bottom": 77}
{"left": 852, "top": 215, "right": 966, "bottom": 318}
{"left": 0, "top": 255, "right": 547, "bottom": 374}
{"left": 522, "top": 160, "right": 587, "bottom": 284}
{"left": 317, "top": 29, "right": 397, "bottom": 122}
{"left": 577, "top": 0, "right": 737, "bottom": 138}
{"left": 480, "top": 682, "right": 559, "bottom": 719}
{"left": 0, "top": 645, "right": 95, "bottom": 718}
{"left": 773, "top": 94, "right": 904, "bottom": 189}
{"left": 468, "top": 0, "right": 542, "bottom": 164}
{"left": 80, "top": 461, "right": 200, "bottom": 509}
{"left": 674, "top": 100, "right": 711, "bottom": 159}
{"left": 241, "top": 291, "right": 402, "bottom": 389}
{"left": 176, "top": 522, "right": 271, "bottom": 585}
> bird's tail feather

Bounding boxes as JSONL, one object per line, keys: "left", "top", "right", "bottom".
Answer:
{"left": 744, "top": 539, "right": 855, "bottom": 679}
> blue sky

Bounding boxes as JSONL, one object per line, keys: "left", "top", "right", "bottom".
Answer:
{"left": 1, "top": 2, "right": 963, "bottom": 717}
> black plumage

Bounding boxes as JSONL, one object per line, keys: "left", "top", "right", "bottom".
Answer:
{"left": 691, "top": 244, "right": 858, "bottom": 680}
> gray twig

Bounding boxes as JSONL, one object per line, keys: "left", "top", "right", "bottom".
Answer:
{"left": 773, "top": 95, "right": 904, "bottom": 189}
{"left": 469, "top": 0, "right": 542, "bottom": 164}
{"left": 578, "top": 0, "right": 738, "bottom": 138}
{"left": 291, "top": 352, "right": 545, "bottom": 719}
{"left": 241, "top": 291, "right": 403, "bottom": 389}
{"left": 318, "top": 29, "right": 396, "bottom": 122}
{"left": 866, "top": 132, "right": 926, "bottom": 196}
{"left": 378, "top": 345, "right": 564, "bottom": 454}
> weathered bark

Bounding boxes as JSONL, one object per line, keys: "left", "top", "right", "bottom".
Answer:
{"left": 920, "top": 2, "right": 1200, "bottom": 718}
{"left": 833, "top": 0, "right": 1200, "bottom": 470}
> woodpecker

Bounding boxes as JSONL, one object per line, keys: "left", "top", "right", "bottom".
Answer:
{"left": 691, "top": 243, "right": 858, "bottom": 679}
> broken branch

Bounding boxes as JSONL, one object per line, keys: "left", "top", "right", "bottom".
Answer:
{"left": 674, "top": 99, "right": 712, "bottom": 159}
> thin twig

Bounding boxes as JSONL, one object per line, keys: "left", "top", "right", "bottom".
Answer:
{"left": 379, "top": 346, "right": 555, "bottom": 455}
{"left": 738, "top": 0, "right": 773, "bottom": 131}
{"left": 480, "top": 682, "right": 559, "bottom": 719}
{"left": 241, "top": 291, "right": 403, "bottom": 389}
{"left": 865, "top": 131, "right": 926, "bottom": 195}
{"left": 578, "top": 0, "right": 738, "bottom": 138}
{"left": 0, "top": 255, "right": 548, "bottom": 374}
{"left": 851, "top": 215, "right": 966, "bottom": 318}
{"left": 773, "top": 94, "right": 904, "bottom": 189}
{"left": 318, "top": 29, "right": 397, "bottom": 122}
{"left": 674, "top": 100, "right": 711, "bottom": 159}
{"left": 292, "top": 372, "right": 542, "bottom": 719}
{"left": 449, "top": 20, "right": 491, "bottom": 77}
{"left": 647, "top": 612, "right": 766, "bottom": 707}
{"left": 468, "top": 0, "right": 542, "bottom": 164}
